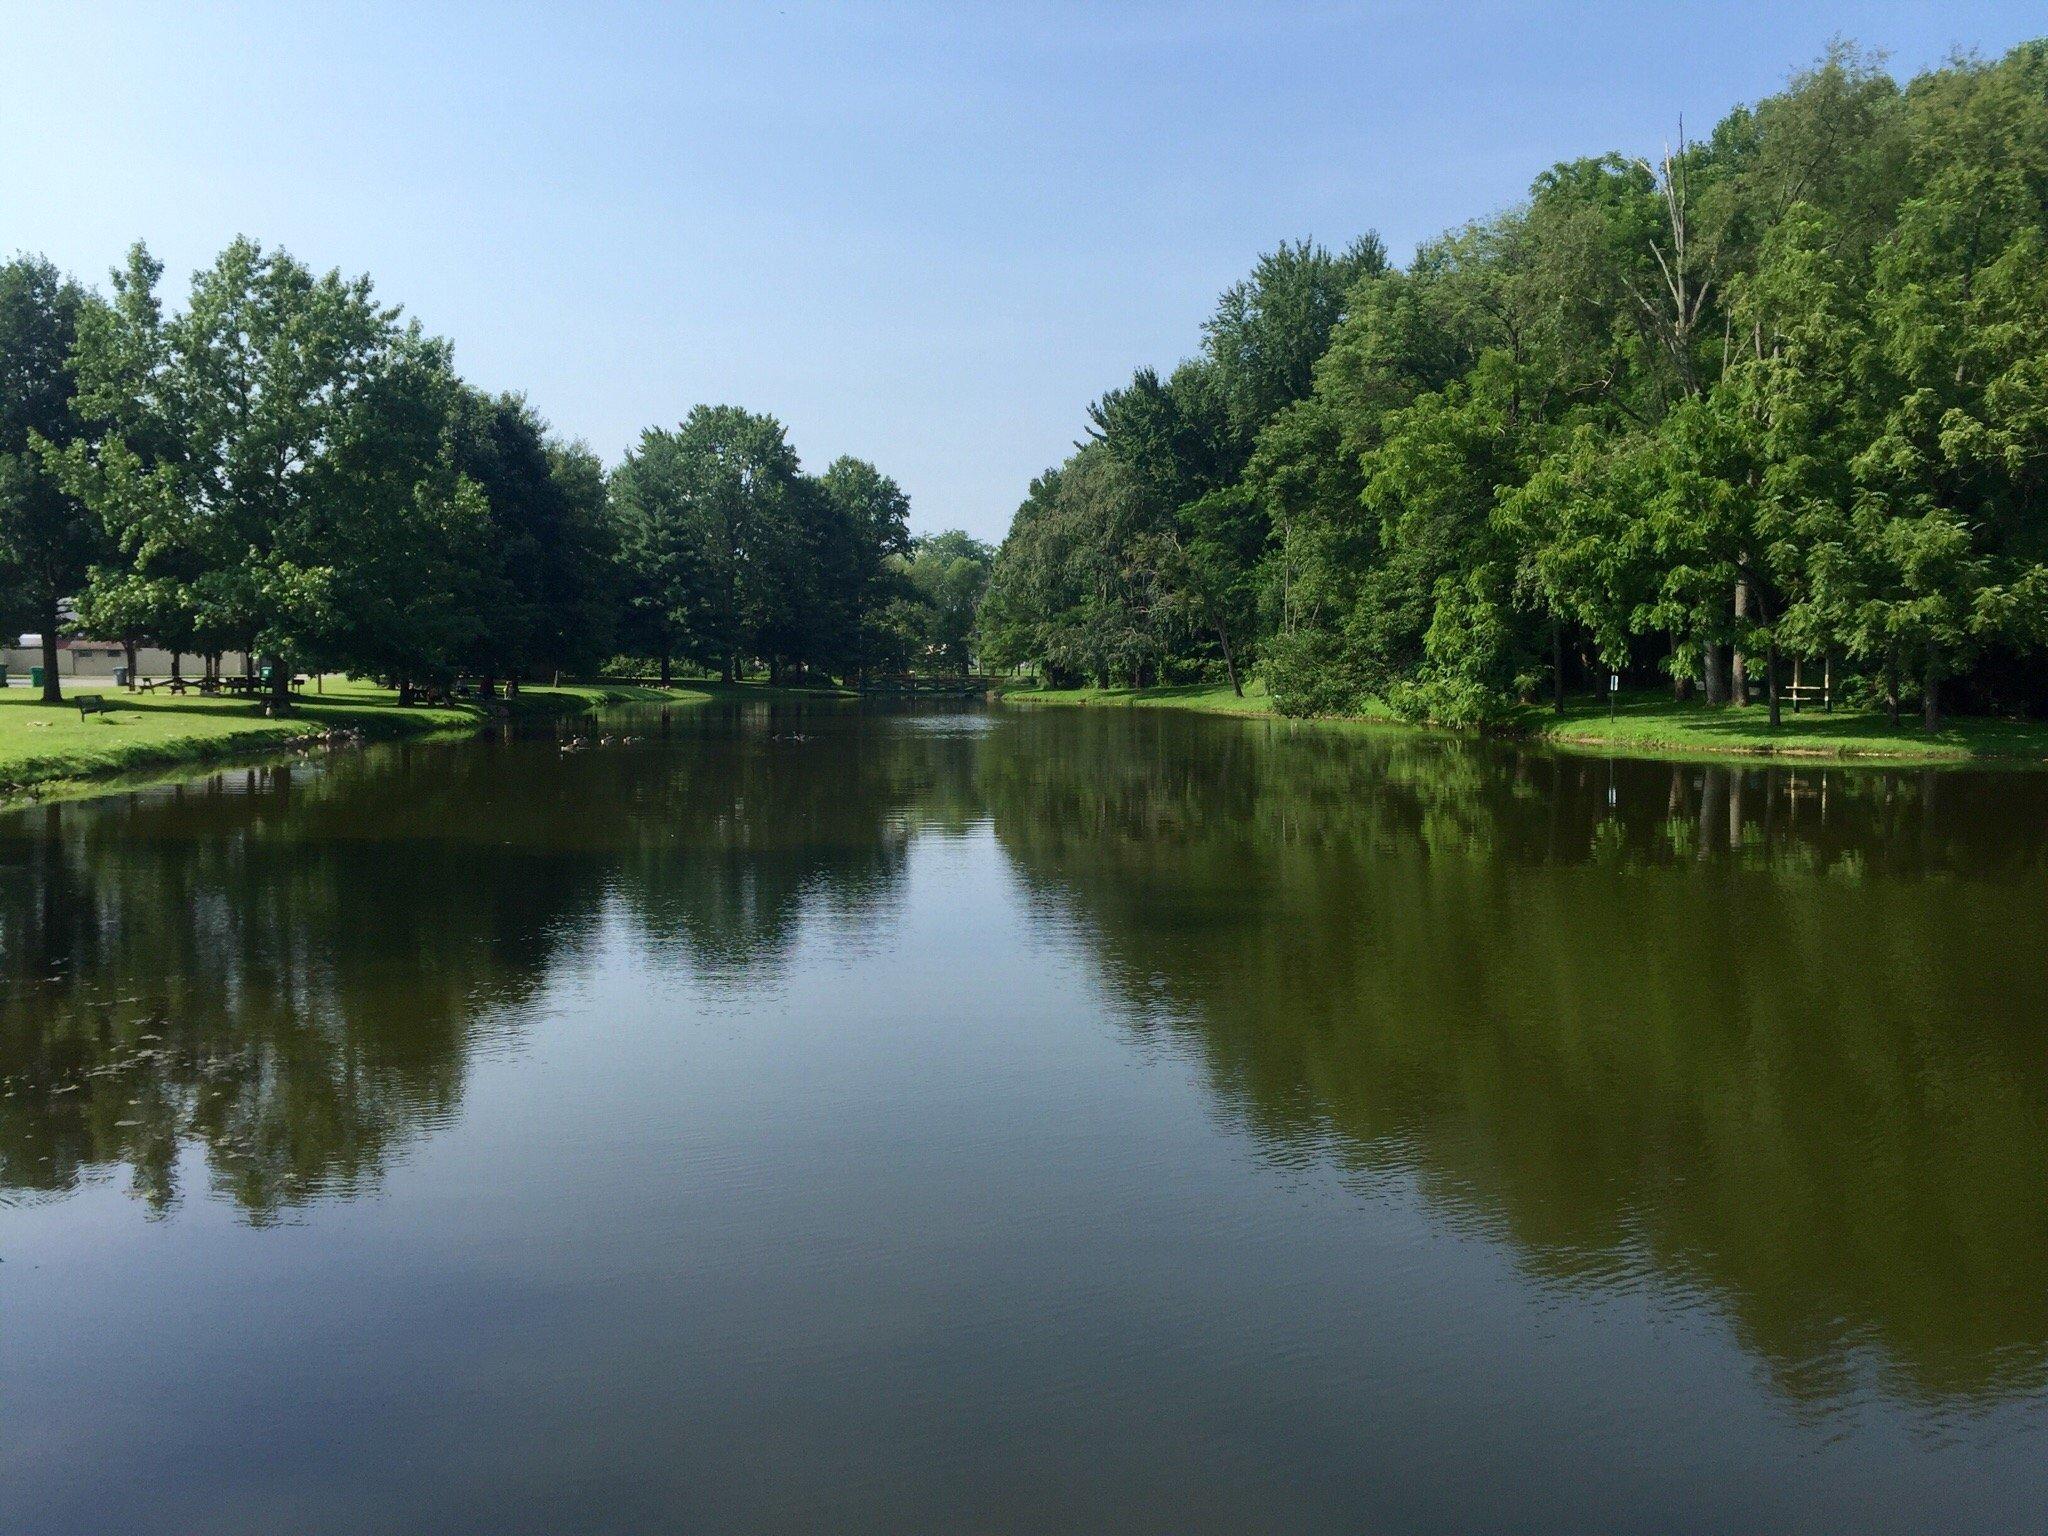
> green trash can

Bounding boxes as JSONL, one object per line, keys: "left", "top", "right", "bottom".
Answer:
{"left": 30, "top": 665, "right": 44, "bottom": 690}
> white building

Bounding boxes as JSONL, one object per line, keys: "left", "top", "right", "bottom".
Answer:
{"left": 3, "top": 636, "right": 252, "bottom": 682}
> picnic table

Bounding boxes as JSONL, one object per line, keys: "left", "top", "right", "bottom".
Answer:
{"left": 137, "top": 673, "right": 308, "bottom": 697}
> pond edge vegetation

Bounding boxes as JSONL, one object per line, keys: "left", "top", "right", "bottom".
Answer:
{"left": 993, "top": 678, "right": 2048, "bottom": 765}
{"left": 979, "top": 43, "right": 2048, "bottom": 753}
{"left": 0, "top": 681, "right": 711, "bottom": 807}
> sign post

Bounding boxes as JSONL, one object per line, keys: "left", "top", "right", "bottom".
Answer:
{"left": 1609, "top": 673, "right": 1619, "bottom": 721}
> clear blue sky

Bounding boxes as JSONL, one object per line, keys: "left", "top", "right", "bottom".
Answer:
{"left": 4, "top": 2, "right": 2042, "bottom": 540}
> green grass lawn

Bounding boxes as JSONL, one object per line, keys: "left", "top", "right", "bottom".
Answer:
{"left": 1522, "top": 691, "right": 2048, "bottom": 763}
{"left": 996, "top": 677, "right": 2048, "bottom": 764}
{"left": 995, "top": 678, "right": 1290, "bottom": 716}
{"left": 0, "top": 677, "right": 710, "bottom": 801}
{"left": 666, "top": 677, "right": 857, "bottom": 702}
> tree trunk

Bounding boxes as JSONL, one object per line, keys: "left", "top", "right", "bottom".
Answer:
{"left": 170, "top": 652, "right": 183, "bottom": 683}
{"left": 722, "top": 651, "right": 736, "bottom": 685}
{"left": 506, "top": 674, "right": 520, "bottom": 700}
{"left": 1731, "top": 578, "right": 1750, "bottom": 705}
{"left": 480, "top": 674, "right": 497, "bottom": 699}
{"left": 1704, "top": 642, "right": 1727, "bottom": 706}
{"left": 1883, "top": 657, "right": 1900, "bottom": 727}
{"left": 1923, "top": 652, "right": 1942, "bottom": 732}
{"left": 123, "top": 638, "right": 138, "bottom": 690}
{"left": 1552, "top": 620, "right": 1566, "bottom": 714}
{"left": 658, "top": 648, "right": 672, "bottom": 688}
{"left": 1766, "top": 637, "right": 1781, "bottom": 728}
{"left": 398, "top": 678, "right": 414, "bottom": 707}
{"left": 268, "top": 656, "right": 292, "bottom": 713}
{"left": 1218, "top": 625, "right": 1242, "bottom": 698}
{"left": 39, "top": 604, "right": 60, "bottom": 703}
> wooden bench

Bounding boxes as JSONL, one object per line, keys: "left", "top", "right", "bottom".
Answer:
{"left": 1784, "top": 683, "right": 1831, "bottom": 713}
{"left": 76, "top": 694, "right": 113, "bottom": 719}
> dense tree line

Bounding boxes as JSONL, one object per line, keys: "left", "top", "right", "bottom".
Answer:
{"left": 0, "top": 239, "right": 991, "bottom": 705}
{"left": 980, "top": 43, "right": 2048, "bottom": 729}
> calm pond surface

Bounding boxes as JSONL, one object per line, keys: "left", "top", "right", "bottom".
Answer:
{"left": 2, "top": 701, "right": 2043, "bottom": 1534}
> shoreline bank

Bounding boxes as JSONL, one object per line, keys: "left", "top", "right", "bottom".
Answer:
{"left": 993, "top": 681, "right": 2048, "bottom": 767}
{"left": 0, "top": 680, "right": 712, "bottom": 809}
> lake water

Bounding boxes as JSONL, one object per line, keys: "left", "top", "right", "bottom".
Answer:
{"left": 2, "top": 701, "right": 2043, "bottom": 1534}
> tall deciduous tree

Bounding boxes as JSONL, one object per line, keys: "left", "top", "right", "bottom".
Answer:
{"left": 63, "top": 238, "right": 465, "bottom": 709}
{"left": 0, "top": 255, "right": 103, "bottom": 701}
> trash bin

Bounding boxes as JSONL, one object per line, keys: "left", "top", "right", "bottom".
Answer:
{"left": 30, "top": 665, "right": 44, "bottom": 690}
{"left": 0, "top": 664, "right": 9, "bottom": 688}
{"left": 260, "top": 664, "right": 273, "bottom": 683}
{"left": 113, "top": 665, "right": 129, "bottom": 689}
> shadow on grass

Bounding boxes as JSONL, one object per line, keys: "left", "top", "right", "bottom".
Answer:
{"left": 1534, "top": 693, "right": 2048, "bottom": 762}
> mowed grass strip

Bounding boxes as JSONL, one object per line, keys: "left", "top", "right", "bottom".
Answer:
{"left": 1522, "top": 691, "right": 2048, "bottom": 764}
{"left": 996, "top": 678, "right": 2048, "bottom": 763}
{"left": 0, "top": 678, "right": 710, "bottom": 799}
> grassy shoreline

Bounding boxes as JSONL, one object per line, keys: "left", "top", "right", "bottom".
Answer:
{"left": 995, "top": 679, "right": 1294, "bottom": 717}
{"left": 994, "top": 680, "right": 2048, "bottom": 765}
{"left": 0, "top": 678, "right": 711, "bottom": 807}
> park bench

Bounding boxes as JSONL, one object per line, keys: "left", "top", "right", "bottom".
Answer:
{"left": 76, "top": 694, "right": 113, "bottom": 719}
{"left": 1784, "top": 682, "right": 1831, "bottom": 713}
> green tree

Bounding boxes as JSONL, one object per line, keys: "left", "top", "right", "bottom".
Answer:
{"left": 447, "top": 391, "right": 614, "bottom": 693}
{"left": 899, "top": 530, "right": 992, "bottom": 673}
{"left": 62, "top": 238, "right": 466, "bottom": 709}
{"left": 0, "top": 255, "right": 103, "bottom": 702}
{"left": 814, "top": 456, "right": 912, "bottom": 681}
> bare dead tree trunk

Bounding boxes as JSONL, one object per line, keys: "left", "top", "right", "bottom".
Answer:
{"left": 1626, "top": 128, "right": 1714, "bottom": 400}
